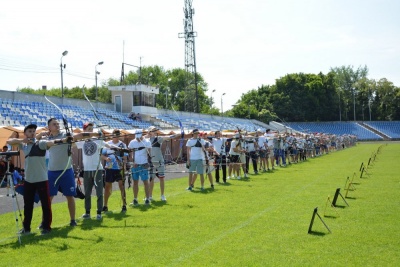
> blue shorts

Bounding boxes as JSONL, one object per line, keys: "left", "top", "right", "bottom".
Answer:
{"left": 189, "top": 159, "right": 204, "bottom": 174}
{"left": 132, "top": 165, "right": 149, "bottom": 181}
{"left": 48, "top": 168, "right": 76, "bottom": 197}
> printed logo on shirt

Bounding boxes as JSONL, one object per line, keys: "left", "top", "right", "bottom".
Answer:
{"left": 83, "top": 140, "right": 97, "bottom": 156}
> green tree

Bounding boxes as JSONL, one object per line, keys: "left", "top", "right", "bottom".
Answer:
{"left": 374, "top": 78, "right": 399, "bottom": 120}
{"left": 330, "top": 65, "right": 368, "bottom": 121}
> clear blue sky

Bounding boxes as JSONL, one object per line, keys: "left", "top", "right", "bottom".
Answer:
{"left": 1, "top": 0, "right": 399, "bottom": 112}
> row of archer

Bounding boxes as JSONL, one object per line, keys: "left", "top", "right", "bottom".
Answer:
{"left": 4, "top": 117, "right": 356, "bottom": 236}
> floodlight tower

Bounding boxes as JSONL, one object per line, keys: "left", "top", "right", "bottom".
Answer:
{"left": 178, "top": 0, "right": 199, "bottom": 113}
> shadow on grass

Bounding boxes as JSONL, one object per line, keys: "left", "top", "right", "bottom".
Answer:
{"left": 127, "top": 200, "right": 168, "bottom": 212}
{"left": 231, "top": 177, "right": 251, "bottom": 182}
{"left": 323, "top": 215, "right": 339, "bottom": 219}
{"left": 190, "top": 187, "right": 216, "bottom": 194}
{"left": 0, "top": 224, "right": 81, "bottom": 249}
{"left": 98, "top": 211, "right": 131, "bottom": 222}
{"left": 150, "top": 200, "right": 168, "bottom": 207}
{"left": 308, "top": 231, "right": 329, "bottom": 236}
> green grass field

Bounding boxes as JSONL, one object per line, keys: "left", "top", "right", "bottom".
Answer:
{"left": 0, "top": 143, "right": 399, "bottom": 266}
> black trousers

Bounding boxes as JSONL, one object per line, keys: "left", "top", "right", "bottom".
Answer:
{"left": 215, "top": 155, "right": 227, "bottom": 182}
{"left": 23, "top": 180, "right": 52, "bottom": 231}
{"left": 245, "top": 151, "right": 258, "bottom": 173}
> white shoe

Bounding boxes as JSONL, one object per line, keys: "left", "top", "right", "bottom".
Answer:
{"left": 161, "top": 195, "right": 167, "bottom": 201}
{"left": 96, "top": 214, "right": 102, "bottom": 220}
{"left": 237, "top": 176, "right": 241, "bottom": 180}
{"left": 149, "top": 196, "right": 153, "bottom": 201}
{"left": 227, "top": 176, "right": 231, "bottom": 179}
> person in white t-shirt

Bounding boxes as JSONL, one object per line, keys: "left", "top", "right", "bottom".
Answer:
{"left": 264, "top": 129, "right": 276, "bottom": 170}
{"left": 201, "top": 132, "right": 215, "bottom": 189}
{"left": 75, "top": 122, "right": 108, "bottom": 220}
{"left": 146, "top": 126, "right": 177, "bottom": 201}
{"left": 229, "top": 133, "right": 246, "bottom": 179}
{"left": 128, "top": 130, "right": 152, "bottom": 205}
{"left": 212, "top": 131, "right": 228, "bottom": 183}
{"left": 256, "top": 129, "right": 268, "bottom": 172}
{"left": 185, "top": 129, "right": 206, "bottom": 190}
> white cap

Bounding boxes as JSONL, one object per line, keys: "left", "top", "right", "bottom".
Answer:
{"left": 135, "top": 129, "right": 142, "bottom": 138}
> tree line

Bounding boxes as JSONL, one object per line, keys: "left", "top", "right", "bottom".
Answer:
{"left": 18, "top": 65, "right": 400, "bottom": 122}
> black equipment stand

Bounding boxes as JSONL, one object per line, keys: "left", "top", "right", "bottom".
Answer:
{"left": 0, "top": 151, "right": 22, "bottom": 244}
{"left": 308, "top": 207, "right": 331, "bottom": 234}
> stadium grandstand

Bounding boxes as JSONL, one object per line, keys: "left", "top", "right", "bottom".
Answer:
{"left": 1, "top": 90, "right": 400, "bottom": 140}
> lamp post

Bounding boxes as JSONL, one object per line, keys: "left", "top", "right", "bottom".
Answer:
{"left": 368, "top": 99, "right": 372, "bottom": 121}
{"left": 248, "top": 100, "right": 254, "bottom": 119}
{"left": 95, "top": 61, "right": 104, "bottom": 103}
{"left": 60, "top": 50, "right": 68, "bottom": 98}
{"left": 166, "top": 78, "right": 172, "bottom": 109}
{"left": 362, "top": 102, "right": 365, "bottom": 121}
{"left": 353, "top": 87, "right": 356, "bottom": 121}
{"left": 210, "top": 89, "right": 216, "bottom": 109}
{"left": 338, "top": 88, "right": 342, "bottom": 121}
{"left": 368, "top": 83, "right": 372, "bottom": 121}
{"left": 221, "top": 93, "right": 226, "bottom": 117}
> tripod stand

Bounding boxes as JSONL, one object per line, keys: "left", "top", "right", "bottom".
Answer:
{"left": 1, "top": 153, "right": 23, "bottom": 244}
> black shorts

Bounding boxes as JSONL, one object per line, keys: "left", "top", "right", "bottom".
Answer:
{"left": 105, "top": 169, "right": 122, "bottom": 183}
{"left": 230, "top": 155, "right": 240, "bottom": 163}
{"left": 258, "top": 150, "right": 267, "bottom": 158}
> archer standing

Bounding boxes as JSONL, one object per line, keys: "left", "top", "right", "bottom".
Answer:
{"left": 103, "top": 129, "right": 128, "bottom": 213}
{"left": 128, "top": 129, "right": 152, "bottom": 205}
{"left": 75, "top": 122, "right": 108, "bottom": 220}
{"left": 212, "top": 130, "right": 228, "bottom": 183}
{"left": 228, "top": 133, "right": 245, "bottom": 179}
{"left": 146, "top": 126, "right": 176, "bottom": 202}
{"left": 186, "top": 129, "right": 206, "bottom": 190}
{"left": 36, "top": 118, "right": 84, "bottom": 227}
{"left": 244, "top": 134, "right": 259, "bottom": 175}
{"left": 256, "top": 129, "right": 268, "bottom": 172}
{"left": 201, "top": 132, "right": 215, "bottom": 189}
{"left": 7, "top": 124, "right": 60, "bottom": 234}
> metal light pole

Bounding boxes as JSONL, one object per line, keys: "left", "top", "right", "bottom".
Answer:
{"left": 210, "top": 89, "right": 216, "bottom": 109}
{"left": 95, "top": 61, "right": 104, "bottom": 103}
{"left": 353, "top": 87, "right": 356, "bottom": 121}
{"left": 166, "top": 78, "right": 172, "bottom": 109}
{"left": 248, "top": 100, "right": 254, "bottom": 119}
{"left": 221, "top": 93, "right": 226, "bottom": 117}
{"left": 362, "top": 102, "right": 365, "bottom": 121}
{"left": 60, "top": 50, "right": 68, "bottom": 98}
{"left": 368, "top": 99, "right": 372, "bottom": 121}
{"left": 338, "top": 89, "right": 342, "bottom": 121}
{"left": 165, "top": 88, "right": 169, "bottom": 109}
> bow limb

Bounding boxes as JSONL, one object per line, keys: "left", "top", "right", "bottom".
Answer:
{"left": 172, "top": 107, "right": 185, "bottom": 162}
{"left": 54, "top": 156, "right": 72, "bottom": 186}
{"left": 82, "top": 86, "right": 107, "bottom": 187}
{"left": 92, "top": 147, "right": 104, "bottom": 188}
{"left": 81, "top": 85, "right": 101, "bottom": 122}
